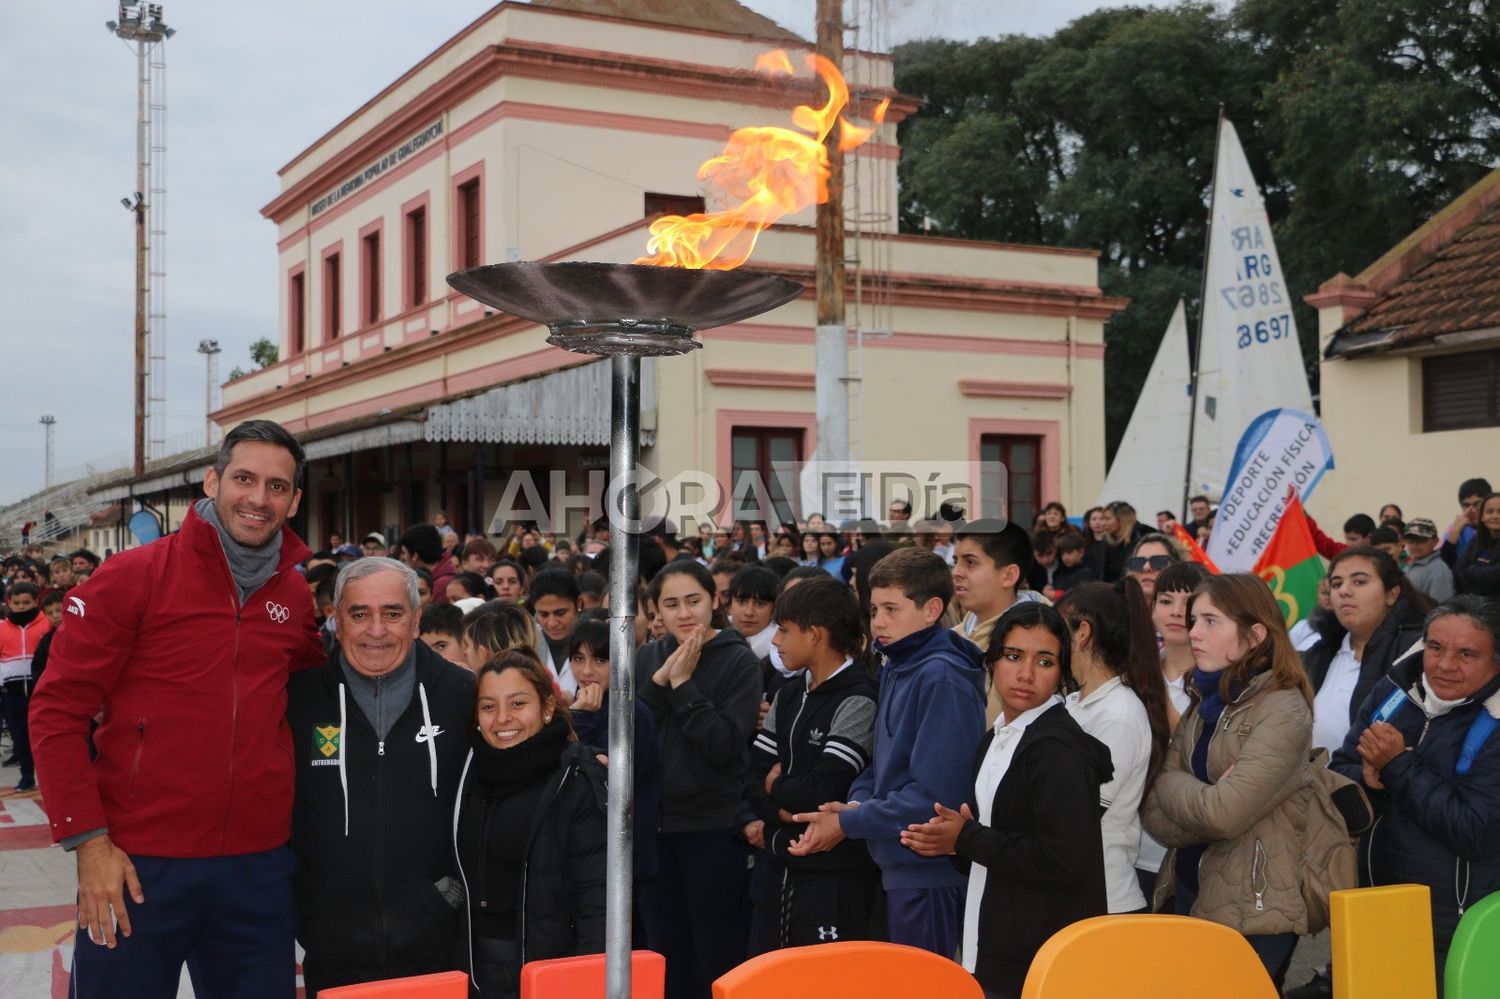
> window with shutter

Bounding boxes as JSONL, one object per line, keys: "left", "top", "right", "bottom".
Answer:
{"left": 408, "top": 207, "right": 427, "bottom": 307}
{"left": 1423, "top": 350, "right": 1500, "bottom": 432}
{"left": 458, "top": 179, "right": 481, "bottom": 269}
{"left": 289, "top": 272, "right": 305, "bottom": 354}
{"left": 324, "top": 252, "right": 342, "bottom": 340}
{"left": 730, "top": 427, "right": 803, "bottom": 525}
{"left": 979, "top": 434, "right": 1042, "bottom": 528}
{"left": 362, "top": 230, "right": 381, "bottom": 326}
{"left": 644, "top": 193, "right": 706, "bottom": 218}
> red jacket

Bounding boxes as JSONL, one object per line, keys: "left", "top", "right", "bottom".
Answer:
{"left": 428, "top": 551, "right": 457, "bottom": 604}
{"left": 29, "top": 505, "right": 324, "bottom": 857}
{"left": 1304, "top": 515, "right": 1348, "bottom": 561}
{"left": 0, "top": 613, "right": 52, "bottom": 685}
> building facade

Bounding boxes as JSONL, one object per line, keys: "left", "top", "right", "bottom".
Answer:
{"left": 1308, "top": 165, "right": 1500, "bottom": 528}
{"left": 88, "top": 0, "right": 1122, "bottom": 547}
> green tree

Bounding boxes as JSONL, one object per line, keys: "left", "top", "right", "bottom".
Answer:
{"left": 1248, "top": 0, "right": 1499, "bottom": 334}
{"left": 249, "top": 338, "right": 279, "bottom": 368}
{"left": 893, "top": 0, "right": 1500, "bottom": 462}
{"left": 228, "top": 338, "right": 280, "bottom": 381}
{"left": 898, "top": 5, "right": 1257, "bottom": 457}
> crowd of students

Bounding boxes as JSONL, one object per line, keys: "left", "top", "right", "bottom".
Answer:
{"left": 10, "top": 435, "right": 1500, "bottom": 998}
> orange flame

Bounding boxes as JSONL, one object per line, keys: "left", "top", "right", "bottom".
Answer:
{"left": 635, "top": 50, "right": 891, "bottom": 271}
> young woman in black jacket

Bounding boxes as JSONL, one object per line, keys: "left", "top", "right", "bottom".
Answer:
{"left": 635, "top": 560, "right": 763, "bottom": 999}
{"left": 454, "top": 651, "right": 606, "bottom": 999}
{"left": 1454, "top": 493, "right": 1500, "bottom": 598}
{"left": 566, "top": 614, "right": 661, "bottom": 884}
{"left": 902, "top": 602, "right": 1112, "bottom": 999}
{"left": 1301, "top": 547, "right": 1433, "bottom": 756}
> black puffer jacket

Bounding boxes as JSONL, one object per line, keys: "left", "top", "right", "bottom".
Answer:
{"left": 1331, "top": 652, "right": 1500, "bottom": 958}
{"left": 1301, "top": 596, "right": 1427, "bottom": 730}
{"left": 1454, "top": 539, "right": 1500, "bottom": 598}
{"left": 454, "top": 739, "right": 607, "bottom": 971}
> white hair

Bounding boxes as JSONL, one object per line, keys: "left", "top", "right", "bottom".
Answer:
{"left": 333, "top": 556, "right": 420, "bottom": 610}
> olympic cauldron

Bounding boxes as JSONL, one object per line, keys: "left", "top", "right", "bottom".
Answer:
{"left": 446, "top": 260, "right": 801, "bottom": 998}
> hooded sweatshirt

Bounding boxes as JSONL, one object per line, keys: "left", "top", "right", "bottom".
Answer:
{"left": 287, "top": 641, "right": 476, "bottom": 983}
{"left": 636, "top": 627, "right": 763, "bottom": 832}
{"left": 839, "top": 623, "right": 987, "bottom": 890}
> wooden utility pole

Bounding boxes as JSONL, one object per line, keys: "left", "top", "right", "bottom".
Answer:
{"left": 815, "top": 0, "right": 845, "bottom": 327}
{"left": 812, "top": 0, "right": 849, "bottom": 518}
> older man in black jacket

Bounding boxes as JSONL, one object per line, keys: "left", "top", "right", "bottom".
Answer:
{"left": 1332, "top": 595, "right": 1500, "bottom": 991}
{"left": 287, "top": 558, "right": 476, "bottom": 997}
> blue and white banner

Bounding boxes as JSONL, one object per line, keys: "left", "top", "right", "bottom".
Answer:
{"left": 1205, "top": 408, "right": 1334, "bottom": 572}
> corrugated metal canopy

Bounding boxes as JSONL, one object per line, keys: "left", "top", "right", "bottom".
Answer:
{"left": 87, "top": 359, "right": 656, "bottom": 500}
{"left": 424, "top": 357, "right": 656, "bottom": 446}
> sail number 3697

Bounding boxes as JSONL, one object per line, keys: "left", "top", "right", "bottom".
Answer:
{"left": 1236, "top": 313, "right": 1293, "bottom": 349}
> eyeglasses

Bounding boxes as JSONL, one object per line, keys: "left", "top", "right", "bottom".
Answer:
{"left": 1463, "top": 499, "right": 1483, "bottom": 509}
{"left": 1127, "top": 555, "right": 1172, "bottom": 572}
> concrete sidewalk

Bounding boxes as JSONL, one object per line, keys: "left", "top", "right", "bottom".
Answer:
{"left": 0, "top": 754, "right": 198, "bottom": 998}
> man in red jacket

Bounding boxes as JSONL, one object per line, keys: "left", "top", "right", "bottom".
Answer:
{"left": 29, "top": 420, "right": 325, "bottom": 999}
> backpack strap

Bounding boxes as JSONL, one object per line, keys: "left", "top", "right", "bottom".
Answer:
{"left": 1457, "top": 710, "right": 1499, "bottom": 777}
{"left": 1371, "top": 686, "right": 1408, "bottom": 725}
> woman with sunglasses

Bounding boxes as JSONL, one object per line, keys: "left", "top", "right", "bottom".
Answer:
{"left": 1125, "top": 533, "right": 1181, "bottom": 601}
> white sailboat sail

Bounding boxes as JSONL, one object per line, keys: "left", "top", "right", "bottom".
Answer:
{"left": 1187, "top": 118, "right": 1313, "bottom": 501}
{"left": 1100, "top": 300, "right": 1192, "bottom": 516}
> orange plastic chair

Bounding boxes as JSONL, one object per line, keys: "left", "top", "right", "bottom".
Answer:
{"left": 520, "top": 950, "right": 666, "bottom": 999}
{"left": 712, "top": 941, "right": 982, "bottom": 999}
{"left": 1021, "top": 915, "right": 1277, "bottom": 998}
{"left": 1330, "top": 885, "right": 1437, "bottom": 999}
{"left": 318, "top": 970, "right": 469, "bottom": 998}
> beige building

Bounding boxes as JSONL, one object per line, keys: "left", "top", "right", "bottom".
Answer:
{"left": 1307, "top": 166, "right": 1500, "bottom": 528}
{"left": 88, "top": 0, "right": 1122, "bottom": 547}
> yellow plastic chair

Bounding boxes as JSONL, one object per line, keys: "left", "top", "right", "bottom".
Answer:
{"left": 1330, "top": 884, "right": 1436, "bottom": 999}
{"left": 713, "top": 941, "right": 983, "bottom": 999}
{"left": 1021, "top": 915, "right": 1277, "bottom": 998}
{"left": 318, "top": 970, "right": 469, "bottom": 998}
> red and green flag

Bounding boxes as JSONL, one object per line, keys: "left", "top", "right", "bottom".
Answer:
{"left": 1254, "top": 491, "right": 1324, "bottom": 626}
{"left": 1171, "top": 521, "right": 1220, "bottom": 574}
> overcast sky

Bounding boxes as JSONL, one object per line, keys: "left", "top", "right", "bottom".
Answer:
{"left": 0, "top": 0, "right": 1131, "bottom": 503}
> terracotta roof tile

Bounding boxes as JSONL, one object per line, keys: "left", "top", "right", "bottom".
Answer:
{"left": 1347, "top": 198, "right": 1500, "bottom": 345}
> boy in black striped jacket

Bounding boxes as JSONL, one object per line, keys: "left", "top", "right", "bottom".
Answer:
{"left": 748, "top": 576, "right": 881, "bottom": 946}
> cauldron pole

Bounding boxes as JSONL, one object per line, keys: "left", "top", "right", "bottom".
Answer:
{"left": 446, "top": 262, "right": 802, "bottom": 999}
{"left": 604, "top": 351, "right": 641, "bottom": 997}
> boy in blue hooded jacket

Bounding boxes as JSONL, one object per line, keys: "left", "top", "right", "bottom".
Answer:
{"left": 791, "top": 547, "right": 985, "bottom": 956}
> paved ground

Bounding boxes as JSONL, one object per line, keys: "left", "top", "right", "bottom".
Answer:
{"left": 1287, "top": 929, "right": 1332, "bottom": 995}
{"left": 0, "top": 753, "right": 200, "bottom": 997}
{"left": 0, "top": 748, "right": 1331, "bottom": 998}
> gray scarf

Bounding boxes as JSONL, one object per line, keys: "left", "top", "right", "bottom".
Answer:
{"left": 340, "top": 645, "right": 418, "bottom": 741}
{"left": 195, "top": 497, "right": 283, "bottom": 605}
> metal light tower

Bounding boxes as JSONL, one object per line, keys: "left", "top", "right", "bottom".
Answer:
{"left": 40, "top": 416, "right": 57, "bottom": 488}
{"left": 197, "top": 339, "right": 221, "bottom": 446}
{"left": 108, "top": 3, "right": 174, "bottom": 475}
